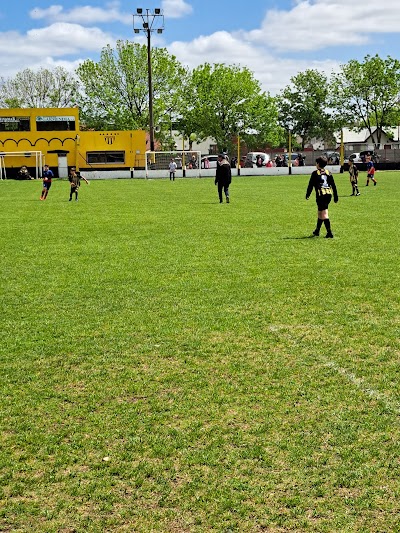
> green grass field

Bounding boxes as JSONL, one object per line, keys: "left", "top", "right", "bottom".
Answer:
{"left": 1, "top": 171, "right": 399, "bottom": 532}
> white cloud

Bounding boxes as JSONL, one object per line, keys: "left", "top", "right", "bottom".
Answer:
{"left": 0, "top": 24, "right": 114, "bottom": 77}
{"left": 162, "top": 0, "right": 193, "bottom": 19}
{"left": 29, "top": 0, "right": 193, "bottom": 24}
{"left": 242, "top": 0, "right": 400, "bottom": 52}
{"left": 30, "top": 1, "right": 130, "bottom": 25}
{"left": 168, "top": 31, "right": 341, "bottom": 94}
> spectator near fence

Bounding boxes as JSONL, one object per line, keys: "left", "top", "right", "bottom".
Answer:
{"left": 168, "top": 158, "right": 177, "bottom": 181}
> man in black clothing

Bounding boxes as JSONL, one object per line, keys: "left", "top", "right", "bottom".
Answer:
{"left": 215, "top": 153, "right": 232, "bottom": 203}
{"left": 306, "top": 156, "right": 338, "bottom": 238}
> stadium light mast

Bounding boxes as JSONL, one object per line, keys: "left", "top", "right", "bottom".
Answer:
{"left": 133, "top": 8, "right": 164, "bottom": 152}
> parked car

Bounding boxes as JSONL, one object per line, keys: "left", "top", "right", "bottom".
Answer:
{"left": 324, "top": 151, "right": 340, "bottom": 164}
{"left": 244, "top": 152, "right": 270, "bottom": 167}
{"left": 346, "top": 152, "right": 362, "bottom": 163}
{"left": 201, "top": 155, "right": 219, "bottom": 169}
{"left": 282, "top": 153, "right": 305, "bottom": 166}
{"left": 347, "top": 151, "right": 379, "bottom": 164}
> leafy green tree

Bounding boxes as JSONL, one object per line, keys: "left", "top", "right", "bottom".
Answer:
{"left": 179, "top": 63, "right": 282, "bottom": 154}
{"left": 75, "top": 40, "right": 188, "bottom": 134}
{"left": 330, "top": 55, "right": 400, "bottom": 146}
{"left": 0, "top": 67, "right": 78, "bottom": 108}
{"left": 277, "top": 69, "right": 333, "bottom": 149}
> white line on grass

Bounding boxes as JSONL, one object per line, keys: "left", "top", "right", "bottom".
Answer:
{"left": 323, "top": 359, "right": 400, "bottom": 416}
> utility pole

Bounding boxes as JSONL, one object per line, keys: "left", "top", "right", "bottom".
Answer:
{"left": 133, "top": 8, "right": 164, "bottom": 152}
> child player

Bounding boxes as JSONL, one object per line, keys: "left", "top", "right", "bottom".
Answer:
{"left": 68, "top": 168, "right": 89, "bottom": 201}
{"left": 306, "top": 155, "right": 338, "bottom": 238}
{"left": 366, "top": 155, "right": 377, "bottom": 186}
{"left": 349, "top": 159, "right": 360, "bottom": 196}
{"left": 40, "top": 165, "right": 54, "bottom": 200}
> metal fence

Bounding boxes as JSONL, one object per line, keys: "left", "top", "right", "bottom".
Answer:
{"left": 260, "top": 149, "right": 400, "bottom": 170}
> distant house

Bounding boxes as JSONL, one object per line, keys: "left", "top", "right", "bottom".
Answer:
{"left": 334, "top": 127, "right": 400, "bottom": 151}
{"left": 308, "top": 126, "right": 400, "bottom": 152}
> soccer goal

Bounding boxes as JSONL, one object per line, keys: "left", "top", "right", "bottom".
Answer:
{"left": 145, "top": 150, "right": 201, "bottom": 178}
{"left": 0, "top": 150, "right": 44, "bottom": 180}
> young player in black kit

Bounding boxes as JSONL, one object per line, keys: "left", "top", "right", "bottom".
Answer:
{"left": 306, "top": 156, "right": 338, "bottom": 238}
{"left": 68, "top": 167, "right": 89, "bottom": 201}
{"left": 348, "top": 159, "right": 360, "bottom": 196}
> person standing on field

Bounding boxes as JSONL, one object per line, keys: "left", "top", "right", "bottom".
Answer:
{"left": 215, "top": 153, "right": 232, "bottom": 203}
{"left": 365, "top": 155, "right": 377, "bottom": 186}
{"left": 349, "top": 159, "right": 360, "bottom": 196}
{"left": 306, "top": 155, "right": 338, "bottom": 238}
{"left": 168, "top": 158, "right": 177, "bottom": 181}
{"left": 40, "top": 165, "right": 54, "bottom": 200}
{"left": 68, "top": 168, "right": 89, "bottom": 201}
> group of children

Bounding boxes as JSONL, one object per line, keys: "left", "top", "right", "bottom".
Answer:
{"left": 306, "top": 154, "right": 377, "bottom": 239}
{"left": 39, "top": 166, "right": 89, "bottom": 201}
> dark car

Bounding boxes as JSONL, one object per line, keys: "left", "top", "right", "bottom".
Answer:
{"left": 324, "top": 151, "right": 340, "bottom": 164}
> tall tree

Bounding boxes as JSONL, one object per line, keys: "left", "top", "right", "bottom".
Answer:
{"left": 179, "top": 63, "right": 282, "bottom": 153}
{"left": 330, "top": 55, "right": 400, "bottom": 146}
{"left": 75, "top": 40, "right": 188, "bottom": 133}
{"left": 0, "top": 67, "right": 78, "bottom": 108}
{"left": 277, "top": 69, "right": 333, "bottom": 149}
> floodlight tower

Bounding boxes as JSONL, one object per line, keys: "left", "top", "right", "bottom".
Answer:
{"left": 133, "top": 8, "right": 164, "bottom": 152}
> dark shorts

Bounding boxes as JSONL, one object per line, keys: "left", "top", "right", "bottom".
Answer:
{"left": 316, "top": 194, "right": 332, "bottom": 211}
{"left": 43, "top": 181, "right": 52, "bottom": 190}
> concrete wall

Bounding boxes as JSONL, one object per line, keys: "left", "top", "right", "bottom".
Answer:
{"left": 81, "top": 165, "right": 341, "bottom": 180}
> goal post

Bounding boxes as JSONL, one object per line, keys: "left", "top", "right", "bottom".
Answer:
{"left": 145, "top": 150, "right": 201, "bottom": 178}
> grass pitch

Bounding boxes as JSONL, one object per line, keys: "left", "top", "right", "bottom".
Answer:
{"left": 1, "top": 171, "right": 399, "bottom": 532}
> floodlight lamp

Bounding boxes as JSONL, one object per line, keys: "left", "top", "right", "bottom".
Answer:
{"left": 136, "top": 8, "right": 143, "bottom": 14}
{"left": 143, "top": 22, "right": 148, "bottom": 28}
{"left": 154, "top": 8, "right": 161, "bottom": 14}
{"left": 157, "top": 28, "right": 163, "bottom": 33}
{"left": 134, "top": 28, "right": 140, "bottom": 33}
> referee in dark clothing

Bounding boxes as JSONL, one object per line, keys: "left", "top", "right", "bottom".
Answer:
{"left": 215, "top": 153, "right": 232, "bottom": 203}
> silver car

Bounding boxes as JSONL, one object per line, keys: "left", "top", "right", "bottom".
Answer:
{"left": 201, "top": 155, "right": 219, "bottom": 169}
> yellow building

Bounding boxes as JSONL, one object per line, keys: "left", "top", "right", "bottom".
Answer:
{"left": 0, "top": 107, "right": 146, "bottom": 178}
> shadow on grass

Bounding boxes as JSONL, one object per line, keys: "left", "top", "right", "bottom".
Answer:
{"left": 282, "top": 235, "right": 321, "bottom": 240}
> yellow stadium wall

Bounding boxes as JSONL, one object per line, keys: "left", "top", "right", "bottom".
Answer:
{"left": 0, "top": 108, "right": 146, "bottom": 176}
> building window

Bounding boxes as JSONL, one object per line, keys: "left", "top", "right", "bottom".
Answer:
{"left": 36, "top": 116, "right": 76, "bottom": 131}
{"left": 86, "top": 151, "right": 125, "bottom": 164}
{"left": 0, "top": 117, "right": 30, "bottom": 131}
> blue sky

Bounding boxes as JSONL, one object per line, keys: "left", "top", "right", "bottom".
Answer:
{"left": 1, "top": 0, "right": 399, "bottom": 94}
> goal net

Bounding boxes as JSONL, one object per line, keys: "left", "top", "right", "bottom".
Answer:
{"left": 145, "top": 150, "right": 201, "bottom": 178}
